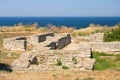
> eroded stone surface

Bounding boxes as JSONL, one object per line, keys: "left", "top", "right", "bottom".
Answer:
{"left": 10, "top": 33, "right": 95, "bottom": 71}
{"left": 10, "top": 32, "right": 120, "bottom": 71}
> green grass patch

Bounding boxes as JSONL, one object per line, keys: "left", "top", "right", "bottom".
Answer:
{"left": 62, "top": 65, "right": 69, "bottom": 70}
{"left": 92, "top": 51, "right": 120, "bottom": 70}
{"left": 72, "top": 57, "right": 77, "bottom": 64}
{"left": 56, "top": 59, "right": 62, "bottom": 66}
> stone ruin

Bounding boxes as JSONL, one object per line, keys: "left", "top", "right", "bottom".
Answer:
{"left": 3, "top": 37, "right": 27, "bottom": 51}
{"left": 3, "top": 33, "right": 95, "bottom": 71}
{"left": 76, "top": 33, "right": 120, "bottom": 54}
{"left": 3, "top": 33, "right": 71, "bottom": 51}
{"left": 3, "top": 32, "right": 120, "bottom": 71}
{"left": 3, "top": 33, "right": 120, "bottom": 71}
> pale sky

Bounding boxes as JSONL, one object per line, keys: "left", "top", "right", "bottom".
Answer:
{"left": 0, "top": 0, "right": 120, "bottom": 17}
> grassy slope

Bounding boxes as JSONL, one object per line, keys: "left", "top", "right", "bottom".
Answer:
{"left": 92, "top": 52, "right": 120, "bottom": 70}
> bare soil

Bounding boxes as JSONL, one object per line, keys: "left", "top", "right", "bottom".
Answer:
{"left": 0, "top": 70, "right": 120, "bottom": 80}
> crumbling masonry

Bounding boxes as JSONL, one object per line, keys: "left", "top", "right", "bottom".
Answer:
{"left": 3, "top": 32, "right": 120, "bottom": 71}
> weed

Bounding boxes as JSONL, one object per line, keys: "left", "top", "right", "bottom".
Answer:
{"left": 72, "top": 57, "right": 77, "bottom": 64}
{"left": 56, "top": 59, "right": 62, "bottom": 66}
{"left": 62, "top": 65, "right": 69, "bottom": 70}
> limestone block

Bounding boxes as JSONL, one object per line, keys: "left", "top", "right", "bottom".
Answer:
{"left": 83, "top": 58, "right": 95, "bottom": 70}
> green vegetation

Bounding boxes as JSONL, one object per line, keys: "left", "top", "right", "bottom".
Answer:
{"left": 62, "top": 65, "right": 69, "bottom": 70}
{"left": 56, "top": 59, "right": 62, "bottom": 66}
{"left": 104, "top": 24, "right": 120, "bottom": 42}
{"left": 72, "top": 57, "right": 77, "bottom": 64}
{"left": 55, "top": 59, "right": 69, "bottom": 69}
{"left": 92, "top": 51, "right": 120, "bottom": 70}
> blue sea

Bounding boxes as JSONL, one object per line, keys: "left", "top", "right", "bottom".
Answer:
{"left": 0, "top": 17, "right": 120, "bottom": 29}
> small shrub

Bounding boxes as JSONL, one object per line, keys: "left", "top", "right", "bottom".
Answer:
{"left": 62, "top": 65, "right": 69, "bottom": 69}
{"left": 56, "top": 59, "right": 62, "bottom": 66}
{"left": 104, "top": 24, "right": 120, "bottom": 42}
{"left": 72, "top": 57, "right": 77, "bottom": 64}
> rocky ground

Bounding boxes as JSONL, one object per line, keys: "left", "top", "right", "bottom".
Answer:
{"left": 0, "top": 69, "right": 120, "bottom": 80}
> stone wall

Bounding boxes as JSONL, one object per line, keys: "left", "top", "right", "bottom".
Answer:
{"left": 37, "top": 33, "right": 54, "bottom": 42}
{"left": 3, "top": 37, "right": 27, "bottom": 51}
{"left": 90, "top": 42, "right": 120, "bottom": 53}
{"left": 77, "top": 33, "right": 104, "bottom": 42}
{"left": 90, "top": 33, "right": 104, "bottom": 42}
{"left": 3, "top": 33, "right": 55, "bottom": 51}
{"left": 11, "top": 49, "right": 95, "bottom": 71}
{"left": 32, "top": 33, "right": 72, "bottom": 51}
{"left": 3, "top": 32, "right": 105, "bottom": 52}
{"left": 27, "top": 33, "right": 54, "bottom": 45}
{"left": 35, "top": 50, "right": 95, "bottom": 71}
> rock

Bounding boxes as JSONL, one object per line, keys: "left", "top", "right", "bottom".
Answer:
{"left": 83, "top": 58, "right": 95, "bottom": 70}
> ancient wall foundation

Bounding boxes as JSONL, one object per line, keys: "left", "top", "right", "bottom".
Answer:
{"left": 3, "top": 33, "right": 71, "bottom": 51}
{"left": 90, "top": 42, "right": 120, "bottom": 53}
{"left": 77, "top": 33, "right": 120, "bottom": 54}
{"left": 27, "top": 33, "right": 54, "bottom": 45}
{"left": 5, "top": 32, "right": 120, "bottom": 71}
{"left": 11, "top": 49, "right": 95, "bottom": 71}
{"left": 3, "top": 37, "right": 27, "bottom": 51}
{"left": 76, "top": 33, "right": 104, "bottom": 42}
{"left": 90, "top": 33, "right": 104, "bottom": 42}
{"left": 8, "top": 33, "right": 95, "bottom": 71}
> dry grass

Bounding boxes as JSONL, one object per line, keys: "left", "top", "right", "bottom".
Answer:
{"left": 0, "top": 25, "right": 74, "bottom": 33}
{"left": 71, "top": 24, "right": 117, "bottom": 37}
{"left": 0, "top": 70, "right": 120, "bottom": 80}
{"left": 47, "top": 24, "right": 74, "bottom": 33}
{"left": 0, "top": 26, "right": 49, "bottom": 33}
{"left": 0, "top": 26, "right": 34, "bottom": 32}
{"left": 0, "top": 50, "right": 21, "bottom": 65}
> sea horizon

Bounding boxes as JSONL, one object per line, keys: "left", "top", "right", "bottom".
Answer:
{"left": 0, "top": 17, "right": 120, "bottom": 29}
